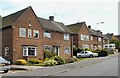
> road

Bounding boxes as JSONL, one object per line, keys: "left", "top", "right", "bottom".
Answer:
{"left": 1, "top": 54, "right": 118, "bottom": 77}
{"left": 53, "top": 55, "right": 118, "bottom": 76}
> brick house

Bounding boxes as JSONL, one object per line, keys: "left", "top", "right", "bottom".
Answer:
{"left": 38, "top": 16, "right": 73, "bottom": 59}
{"left": 2, "top": 6, "right": 44, "bottom": 63}
{"left": 88, "top": 26, "right": 103, "bottom": 50}
{"left": 102, "top": 34, "right": 110, "bottom": 45}
{"left": 67, "top": 22, "right": 91, "bottom": 49}
{"left": 2, "top": 6, "right": 73, "bottom": 63}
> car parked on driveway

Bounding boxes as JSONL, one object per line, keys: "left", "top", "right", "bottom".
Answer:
{"left": 77, "top": 51, "right": 98, "bottom": 58}
{"left": 0, "top": 56, "right": 10, "bottom": 73}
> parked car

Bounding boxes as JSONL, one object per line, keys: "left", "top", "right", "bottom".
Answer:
{"left": 77, "top": 51, "right": 98, "bottom": 58}
{"left": 0, "top": 56, "right": 10, "bottom": 73}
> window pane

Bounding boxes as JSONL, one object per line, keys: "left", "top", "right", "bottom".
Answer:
{"left": 44, "top": 31, "right": 51, "bottom": 38}
{"left": 28, "top": 29, "right": 32, "bottom": 38}
{"left": 20, "top": 28, "right": 26, "bottom": 37}
{"left": 64, "top": 34, "right": 69, "bottom": 40}
{"left": 33, "top": 30, "right": 39, "bottom": 39}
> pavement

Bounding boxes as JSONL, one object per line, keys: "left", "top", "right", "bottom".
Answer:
{"left": 10, "top": 65, "right": 47, "bottom": 71}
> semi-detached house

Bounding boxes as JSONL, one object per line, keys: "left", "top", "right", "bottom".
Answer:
{"left": 1, "top": 6, "right": 73, "bottom": 63}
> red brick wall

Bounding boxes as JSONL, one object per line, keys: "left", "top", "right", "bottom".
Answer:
{"left": 12, "top": 7, "right": 44, "bottom": 63}
{"left": 78, "top": 23, "right": 90, "bottom": 49}
{"left": 43, "top": 31, "right": 72, "bottom": 59}
{"left": 2, "top": 27, "right": 13, "bottom": 62}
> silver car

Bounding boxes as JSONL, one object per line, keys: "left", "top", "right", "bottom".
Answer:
{"left": 77, "top": 51, "right": 98, "bottom": 58}
{"left": 0, "top": 56, "right": 10, "bottom": 73}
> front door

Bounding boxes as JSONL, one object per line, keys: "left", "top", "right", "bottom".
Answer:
{"left": 53, "top": 46, "right": 60, "bottom": 56}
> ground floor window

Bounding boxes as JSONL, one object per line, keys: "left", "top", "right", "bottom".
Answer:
{"left": 44, "top": 45, "right": 52, "bottom": 51}
{"left": 82, "top": 44, "right": 89, "bottom": 49}
{"left": 64, "top": 47, "right": 70, "bottom": 54}
{"left": 23, "top": 46, "right": 37, "bottom": 56}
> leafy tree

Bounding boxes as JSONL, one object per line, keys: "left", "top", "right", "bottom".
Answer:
{"left": 110, "top": 38, "right": 120, "bottom": 49}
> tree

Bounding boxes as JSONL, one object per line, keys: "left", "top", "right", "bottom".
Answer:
{"left": 110, "top": 38, "right": 120, "bottom": 49}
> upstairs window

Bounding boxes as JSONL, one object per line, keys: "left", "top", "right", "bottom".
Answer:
{"left": 44, "top": 31, "right": 51, "bottom": 38}
{"left": 33, "top": 30, "right": 39, "bottom": 39}
{"left": 64, "top": 34, "right": 70, "bottom": 40}
{"left": 28, "top": 29, "right": 32, "bottom": 38}
{"left": 91, "top": 36, "right": 93, "bottom": 40}
{"left": 19, "top": 28, "right": 26, "bottom": 37}
{"left": 80, "top": 34, "right": 84, "bottom": 40}
{"left": 98, "top": 37, "right": 101, "bottom": 41}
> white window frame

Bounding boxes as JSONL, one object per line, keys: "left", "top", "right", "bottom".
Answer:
{"left": 28, "top": 29, "right": 32, "bottom": 38}
{"left": 33, "top": 30, "right": 39, "bottom": 39}
{"left": 44, "top": 31, "right": 51, "bottom": 38}
{"left": 80, "top": 34, "right": 84, "bottom": 40}
{"left": 23, "top": 46, "right": 37, "bottom": 56}
{"left": 98, "top": 37, "right": 101, "bottom": 41}
{"left": 44, "top": 45, "right": 52, "bottom": 51}
{"left": 64, "top": 34, "right": 70, "bottom": 40}
{"left": 64, "top": 47, "right": 70, "bottom": 54}
{"left": 91, "top": 36, "right": 93, "bottom": 40}
{"left": 19, "top": 28, "right": 26, "bottom": 37}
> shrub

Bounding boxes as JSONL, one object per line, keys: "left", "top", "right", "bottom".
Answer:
{"left": 99, "top": 49, "right": 108, "bottom": 56}
{"left": 73, "top": 47, "right": 83, "bottom": 57}
{"left": 44, "top": 50, "right": 57, "bottom": 58}
{"left": 51, "top": 56, "right": 65, "bottom": 65}
{"left": 28, "top": 58, "right": 41, "bottom": 64}
{"left": 44, "top": 59, "right": 58, "bottom": 66}
{"left": 15, "top": 59, "right": 27, "bottom": 65}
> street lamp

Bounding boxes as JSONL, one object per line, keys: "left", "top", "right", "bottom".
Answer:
{"left": 97, "top": 22, "right": 104, "bottom": 25}
{"left": 96, "top": 22, "right": 104, "bottom": 50}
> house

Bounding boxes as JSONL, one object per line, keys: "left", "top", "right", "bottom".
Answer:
{"left": 67, "top": 22, "right": 91, "bottom": 49}
{"left": 38, "top": 16, "right": 73, "bottom": 59}
{"left": 2, "top": 6, "right": 44, "bottom": 63}
{"left": 102, "top": 34, "right": 110, "bottom": 45}
{"left": 2, "top": 6, "right": 73, "bottom": 63}
{"left": 88, "top": 26, "right": 103, "bottom": 50}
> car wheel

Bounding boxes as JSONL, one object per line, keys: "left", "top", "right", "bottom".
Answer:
{"left": 4, "top": 70, "right": 9, "bottom": 73}
{"left": 78, "top": 55, "right": 82, "bottom": 58}
{"left": 90, "top": 55, "right": 93, "bottom": 58}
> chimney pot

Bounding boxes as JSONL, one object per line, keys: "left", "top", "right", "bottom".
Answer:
{"left": 49, "top": 16, "right": 54, "bottom": 21}
{"left": 88, "top": 25, "right": 91, "bottom": 29}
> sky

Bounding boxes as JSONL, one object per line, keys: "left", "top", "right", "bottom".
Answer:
{"left": 0, "top": 0, "right": 119, "bottom": 35}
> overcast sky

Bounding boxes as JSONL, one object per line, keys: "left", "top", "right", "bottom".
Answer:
{"left": 0, "top": 0, "right": 119, "bottom": 35}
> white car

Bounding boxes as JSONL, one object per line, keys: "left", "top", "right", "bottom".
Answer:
{"left": 77, "top": 51, "right": 98, "bottom": 58}
{"left": 0, "top": 56, "right": 10, "bottom": 73}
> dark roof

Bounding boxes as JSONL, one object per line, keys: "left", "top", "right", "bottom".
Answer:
{"left": 105, "top": 33, "right": 114, "bottom": 39}
{"left": 66, "top": 22, "right": 85, "bottom": 34}
{"left": 38, "top": 17, "right": 73, "bottom": 34}
{"left": 2, "top": 6, "right": 30, "bottom": 28}
{"left": 89, "top": 29, "right": 102, "bottom": 37}
{"left": 102, "top": 35, "right": 110, "bottom": 40}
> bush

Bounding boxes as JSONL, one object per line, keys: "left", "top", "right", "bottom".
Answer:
{"left": 44, "top": 59, "right": 58, "bottom": 66}
{"left": 44, "top": 50, "right": 57, "bottom": 58}
{"left": 28, "top": 58, "right": 41, "bottom": 64}
{"left": 73, "top": 47, "right": 83, "bottom": 56}
{"left": 51, "top": 56, "right": 65, "bottom": 65}
{"left": 15, "top": 59, "right": 27, "bottom": 65}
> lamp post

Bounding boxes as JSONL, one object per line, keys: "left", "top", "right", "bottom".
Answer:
{"left": 96, "top": 22, "right": 104, "bottom": 50}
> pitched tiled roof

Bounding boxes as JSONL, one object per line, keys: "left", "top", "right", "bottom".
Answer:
{"left": 89, "top": 29, "right": 102, "bottom": 37}
{"left": 2, "top": 6, "right": 30, "bottom": 28}
{"left": 105, "top": 33, "right": 114, "bottom": 39}
{"left": 38, "top": 17, "right": 73, "bottom": 34}
{"left": 102, "top": 35, "right": 110, "bottom": 40}
{"left": 66, "top": 22, "right": 85, "bottom": 34}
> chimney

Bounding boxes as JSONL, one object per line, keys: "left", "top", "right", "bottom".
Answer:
{"left": 88, "top": 25, "right": 91, "bottom": 29}
{"left": 49, "top": 16, "right": 54, "bottom": 21}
